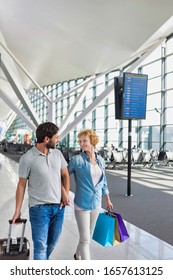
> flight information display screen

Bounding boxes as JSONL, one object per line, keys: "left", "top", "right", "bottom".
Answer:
{"left": 121, "top": 72, "right": 148, "bottom": 120}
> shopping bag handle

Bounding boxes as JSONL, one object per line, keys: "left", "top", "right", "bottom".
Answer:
{"left": 105, "top": 210, "right": 117, "bottom": 217}
{"left": 9, "top": 218, "right": 27, "bottom": 224}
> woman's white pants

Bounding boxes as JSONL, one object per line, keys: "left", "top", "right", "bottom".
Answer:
{"left": 75, "top": 208, "right": 100, "bottom": 260}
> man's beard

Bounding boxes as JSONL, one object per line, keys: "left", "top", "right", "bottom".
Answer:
{"left": 46, "top": 140, "right": 56, "bottom": 149}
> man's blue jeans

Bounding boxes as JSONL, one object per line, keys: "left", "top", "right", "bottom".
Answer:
{"left": 29, "top": 204, "right": 65, "bottom": 260}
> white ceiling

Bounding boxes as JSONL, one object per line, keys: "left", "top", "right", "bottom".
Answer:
{"left": 0, "top": 0, "right": 173, "bottom": 126}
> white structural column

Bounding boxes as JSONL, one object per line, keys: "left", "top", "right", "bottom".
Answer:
{"left": 1, "top": 58, "right": 41, "bottom": 127}
{"left": 48, "top": 101, "right": 56, "bottom": 123}
{"left": 0, "top": 88, "right": 36, "bottom": 131}
{"left": 48, "top": 90, "right": 55, "bottom": 123}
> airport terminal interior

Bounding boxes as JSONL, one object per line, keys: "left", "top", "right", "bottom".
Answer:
{"left": 1, "top": 1, "right": 173, "bottom": 260}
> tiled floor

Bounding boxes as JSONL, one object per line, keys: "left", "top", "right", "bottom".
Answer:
{"left": 1, "top": 153, "right": 173, "bottom": 260}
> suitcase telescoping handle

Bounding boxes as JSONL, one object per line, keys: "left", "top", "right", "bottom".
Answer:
{"left": 9, "top": 218, "right": 27, "bottom": 224}
{"left": 6, "top": 218, "right": 27, "bottom": 254}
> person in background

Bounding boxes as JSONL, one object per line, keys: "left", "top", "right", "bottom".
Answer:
{"left": 12, "top": 122, "right": 70, "bottom": 260}
{"left": 68, "top": 129, "right": 113, "bottom": 260}
{"left": 111, "top": 143, "right": 115, "bottom": 150}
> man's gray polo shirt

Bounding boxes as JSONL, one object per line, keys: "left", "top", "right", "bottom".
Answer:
{"left": 19, "top": 146, "right": 67, "bottom": 207}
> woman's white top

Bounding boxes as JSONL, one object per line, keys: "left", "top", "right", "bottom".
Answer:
{"left": 90, "top": 163, "right": 102, "bottom": 187}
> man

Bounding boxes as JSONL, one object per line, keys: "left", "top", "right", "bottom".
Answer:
{"left": 12, "top": 122, "right": 70, "bottom": 260}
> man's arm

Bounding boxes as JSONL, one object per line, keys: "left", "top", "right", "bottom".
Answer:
{"left": 61, "top": 167, "right": 70, "bottom": 194}
{"left": 61, "top": 185, "right": 70, "bottom": 207}
{"left": 60, "top": 167, "right": 70, "bottom": 207}
{"left": 12, "top": 177, "right": 27, "bottom": 223}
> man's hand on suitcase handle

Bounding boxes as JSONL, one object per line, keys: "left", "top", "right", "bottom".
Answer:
{"left": 11, "top": 211, "right": 21, "bottom": 224}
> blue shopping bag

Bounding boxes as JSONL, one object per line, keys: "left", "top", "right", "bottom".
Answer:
{"left": 92, "top": 212, "right": 115, "bottom": 247}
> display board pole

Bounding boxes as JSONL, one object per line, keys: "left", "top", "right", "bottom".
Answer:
{"left": 127, "top": 119, "right": 132, "bottom": 196}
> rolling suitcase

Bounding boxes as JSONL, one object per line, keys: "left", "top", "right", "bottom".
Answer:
{"left": 0, "top": 218, "right": 30, "bottom": 260}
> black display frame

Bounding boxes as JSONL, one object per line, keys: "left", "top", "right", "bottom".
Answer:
{"left": 114, "top": 72, "right": 148, "bottom": 120}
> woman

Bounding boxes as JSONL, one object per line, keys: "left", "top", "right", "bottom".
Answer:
{"left": 68, "top": 129, "right": 113, "bottom": 260}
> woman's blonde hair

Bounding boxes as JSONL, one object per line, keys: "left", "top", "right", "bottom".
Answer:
{"left": 78, "top": 129, "right": 99, "bottom": 147}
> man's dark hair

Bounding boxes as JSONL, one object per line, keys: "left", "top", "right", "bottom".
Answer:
{"left": 36, "top": 122, "right": 59, "bottom": 143}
